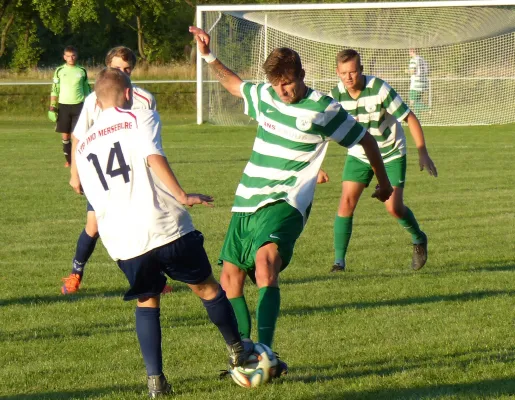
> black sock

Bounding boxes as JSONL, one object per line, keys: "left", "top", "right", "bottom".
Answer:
{"left": 201, "top": 286, "right": 241, "bottom": 345}
{"left": 136, "top": 307, "right": 162, "bottom": 376}
{"left": 72, "top": 229, "right": 98, "bottom": 278}
{"left": 62, "top": 139, "right": 71, "bottom": 163}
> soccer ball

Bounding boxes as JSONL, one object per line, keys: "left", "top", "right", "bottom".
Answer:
{"left": 230, "top": 342, "right": 278, "bottom": 388}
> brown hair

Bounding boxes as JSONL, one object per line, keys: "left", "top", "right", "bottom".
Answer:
{"left": 336, "top": 49, "right": 361, "bottom": 67}
{"left": 64, "top": 45, "right": 78, "bottom": 54}
{"left": 263, "top": 48, "right": 303, "bottom": 84}
{"left": 105, "top": 46, "right": 137, "bottom": 69}
{"left": 94, "top": 67, "right": 131, "bottom": 104}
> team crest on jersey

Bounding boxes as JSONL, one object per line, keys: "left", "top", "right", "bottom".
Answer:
{"left": 296, "top": 117, "right": 312, "bottom": 131}
{"left": 365, "top": 104, "right": 376, "bottom": 113}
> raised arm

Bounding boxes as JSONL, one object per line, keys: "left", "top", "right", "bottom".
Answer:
{"left": 405, "top": 111, "right": 437, "bottom": 177}
{"left": 147, "top": 154, "right": 213, "bottom": 207}
{"left": 358, "top": 132, "right": 393, "bottom": 202}
{"left": 189, "top": 26, "right": 243, "bottom": 98}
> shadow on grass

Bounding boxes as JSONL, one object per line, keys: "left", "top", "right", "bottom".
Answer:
{"left": 0, "top": 384, "right": 142, "bottom": 400}
{"left": 290, "top": 347, "right": 515, "bottom": 399}
{"left": 296, "top": 378, "right": 515, "bottom": 400}
{"left": 0, "top": 284, "right": 190, "bottom": 307}
{"left": 281, "top": 289, "right": 515, "bottom": 317}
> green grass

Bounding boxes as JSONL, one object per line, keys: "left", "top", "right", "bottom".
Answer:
{"left": 1, "top": 119, "right": 515, "bottom": 399}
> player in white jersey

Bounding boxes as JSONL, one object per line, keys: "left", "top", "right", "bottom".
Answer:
{"left": 61, "top": 46, "right": 171, "bottom": 295}
{"left": 190, "top": 26, "right": 392, "bottom": 377}
{"left": 75, "top": 67, "right": 253, "bottom": 397}
{"left": 328, "top": 49, "right": 437, "bottom": 273}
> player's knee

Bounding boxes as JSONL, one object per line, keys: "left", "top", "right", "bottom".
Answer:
{"left": 338, "top": 196, "right": 357, "bottom": 215}
{"left": 254, "top": 261, "right": 279, "bottom": 287}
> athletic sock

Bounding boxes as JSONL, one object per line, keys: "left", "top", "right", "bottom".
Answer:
{"left": 62, "top": 139, "right": 71, "bottom": 164}
{"left": 397, "top": 207, "right": 426, "bottom": 244}
{"left": 72, "top": 229, "right": 98, "bottom": 278}
{"left": 334, "top": 215, "right": 353, "bottom": 265}
{"left": 135, "top": 307, "right": 162, "bottom": 376}
{"left": 201, "top": 286, "right": 241, "bottom": 345}
{"left": 256, "top": 286, "right": 280, "bottom": 348}
{"left": 229, "top": 296, "right": 251, "bottom": 340}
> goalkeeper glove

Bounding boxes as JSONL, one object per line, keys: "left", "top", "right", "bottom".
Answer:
{"left": 48, "top": 106, "right": 58, "bottom": 123}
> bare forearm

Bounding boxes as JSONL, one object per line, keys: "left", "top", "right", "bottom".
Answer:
{"left": 147, "top": 154, "right": 187, "bottom": 204}
{"left": 359, "top": 132, "right": 389, "bottom": 186}
{"left": 208, "top": 59, "right": 243, "bottom": 98}
{"left": 70, "top": 135, "right": 79, "bottom": 178}
{"left": 406, "top": 111, "right": 427, "bottom": 151}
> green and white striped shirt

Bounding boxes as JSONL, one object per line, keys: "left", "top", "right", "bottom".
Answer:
{"left": 330, "top": 76, "right": 410, "bottom": 164}
{"left": 409, "top": 56, "right": 429, "bottom": 91}
{"left": 236, "top": 82, "right": 365, "bottom": 217}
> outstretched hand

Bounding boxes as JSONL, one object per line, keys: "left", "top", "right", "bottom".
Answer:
{"left": 419, "top": 153, "right": 438, "bottom": 177}
{"left": 189, "top": 26, "right": 211, "bottom": 56}
{"left": 185, "top": 193, "right": 214, "bottom": 208}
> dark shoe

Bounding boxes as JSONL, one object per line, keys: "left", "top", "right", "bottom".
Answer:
{"left": 147, "top": 374, "right": 172, "bottom": 398}
{"left": 330, "top": 263, "right": 346, "bottom": 272}
{"left": 270, "top": 353, "right": 288, "bottom": 379}
{"left": 412, "top": 236, "right": 428, "bottom": 271}
{"left": 227, "top": 338, "right": 254, "bottom": 368}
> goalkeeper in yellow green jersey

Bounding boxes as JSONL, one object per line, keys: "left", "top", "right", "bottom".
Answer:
{"left": 49, "top": 45, "right": 91, "bottom": 167}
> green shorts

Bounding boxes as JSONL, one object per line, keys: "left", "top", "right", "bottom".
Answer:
{"left": 218, "top": 200, "right": 304, "bottom": 272}
{"left": 342, "top": 155, "right": 407, "bottom": 188}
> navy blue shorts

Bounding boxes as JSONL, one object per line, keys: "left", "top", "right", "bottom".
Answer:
{"left": 117, "top": 230, "right": 212, "bottom": 301}
{"left": 86, "top": 200, "right": 94, "bottom": 212}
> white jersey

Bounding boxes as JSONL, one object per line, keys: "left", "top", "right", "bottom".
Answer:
{"left": 75, "top": 108, "right": 195, "bottom": 261}
{"left": 409, "top": 56, "right": 429, "bottom": 92}
{"left": 73, "top": 85, "right": 156, "bottom": 142}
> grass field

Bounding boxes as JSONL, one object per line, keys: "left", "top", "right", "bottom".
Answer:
{"left": 1, "top": 118, "right": 514, "bottom": 400}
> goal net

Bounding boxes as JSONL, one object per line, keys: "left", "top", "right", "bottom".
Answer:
{"left": 196, "top": 1, "right": 515, "bottom": 126}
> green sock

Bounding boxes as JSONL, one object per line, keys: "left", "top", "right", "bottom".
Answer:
{"left": 229, "top": 296, "right": 251, "bottom": 339}
{"left": 256, "top": 287, "right": 280, "bottom": 348}
{"left": 397, "top": 207, "right": 426, "bottom": 244}
{"left": 334, "top": 215, "right": 353, "bottom": 264}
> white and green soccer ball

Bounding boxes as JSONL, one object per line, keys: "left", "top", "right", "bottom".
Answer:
{"left": 230, "top": 342, "right": 278, "bottom": 388}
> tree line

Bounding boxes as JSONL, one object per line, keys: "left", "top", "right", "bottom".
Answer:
{"left": 0, "top": 0, "right": 438, "bottom": 70}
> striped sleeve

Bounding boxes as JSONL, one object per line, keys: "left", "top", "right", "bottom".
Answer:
{"left": 240, "top": 82, "right": 264, "bottom": 120}
{"left": 324, "top": 102, "right": 365, "bottom": 148}
{"left": 380, "top": 81, "right": 410, "bottom": 122}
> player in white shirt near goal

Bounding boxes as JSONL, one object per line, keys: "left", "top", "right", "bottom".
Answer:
{"left": 61, "top": 46, "right": 172, "bottom": 295}
{"left": 75, "top": 67, "right": 253, "bottom": 397}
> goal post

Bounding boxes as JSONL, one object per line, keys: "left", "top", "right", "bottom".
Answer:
{"left": 196, "top": 1, "right": 515, "bottom": 126}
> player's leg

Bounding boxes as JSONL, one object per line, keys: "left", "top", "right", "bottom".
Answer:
{"left": 159, "top": 231, "right": 252, "bottom": 368}
{"left": 251, "top": 201, "right": 303, "bottom": 377}
{"left": 61, "top": 205, "right": 99, "bottom": 294}
{"left": 383, "top": 156, "right": 427, "bottom": 270}
{"left": 218, "top": 213, "right": 252, "bottom": 340}
{"left": 220, "top": 262, "right": 251, "bottom": 340}
{"left": 55, "top": 104, "right": 73, "bottom": 166}
{"left": 333, "top": 156, "right": 371, "bottom": 272}
{"left": 117, "top": 252, "right": 172, "bottom": 397}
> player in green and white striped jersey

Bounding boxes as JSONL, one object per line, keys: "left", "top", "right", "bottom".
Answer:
{"left": 408, "top": 48, "right": 430, "bottom": 113}
{"left": 190, "top": 27, "right": 392, "bottom": 372}
{"left": 329, "top": 49, "right": 437, "bottom": 273}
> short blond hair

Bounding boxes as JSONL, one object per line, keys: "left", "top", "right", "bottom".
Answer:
{"left": 95, "top": 67, "right": 131, "bottom": 104}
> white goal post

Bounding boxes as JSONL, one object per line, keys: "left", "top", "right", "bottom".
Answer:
{"left": 196, "top": 1, "right": 515, "bottom": 126}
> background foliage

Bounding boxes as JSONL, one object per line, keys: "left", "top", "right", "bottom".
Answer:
{"left": 0, "top": 0, "right": 447, "bottom": 70}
